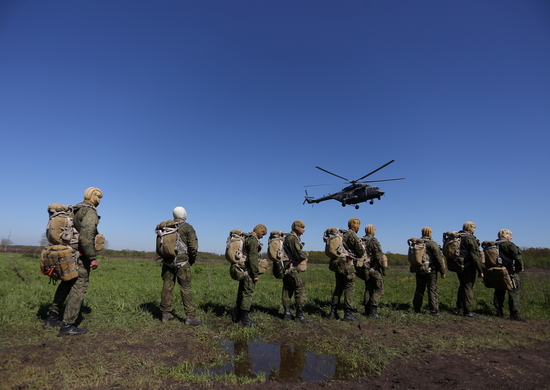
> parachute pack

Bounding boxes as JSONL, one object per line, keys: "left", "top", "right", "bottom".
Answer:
{"left": 483, "top": 266, "right": 514, "bottom": 290}
{"left": 267, "top": 231, "right": 289, "bottom": 279}
{"left": 323, "top": 228, "right": 350, "bottom": 260}
{"left": 46, "top": 203, "right": 80, "bottom": 246}
{"left": 407, "top": 238, "right": 431, "bottom": 274}
{"left": 225, "top": 229, "right": 249, "bottom": 264}
{"left": 442, "top": 231, "right": 470, "bottom": 273}
{"left": 155, "top": 220, "right": 188, "bottom": 260}
{"left": 40, "top": 244, "right": 79, "bottom": 282}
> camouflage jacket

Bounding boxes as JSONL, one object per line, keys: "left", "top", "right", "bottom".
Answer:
{"left": 175, "top": 219, "right": 198, "bottom": 264}
{"left": 244, "top": 234, "right": 261, "bottom": 279}
{"left": 459, "top": 231, "right": 483, "bottom": 273}
{"left": 423, "top": 237, "right": 447, "bottom": 275}
{"left": 343, "top": 229, "right": 365, "bottom": 259}
{"left": 73, "top": 201, "right": 100, "bottom": 262}
{"left": 499, "top": 240, "right": 523, "bottom": 274}
{"left": 363, "top": 235, "right": 384, "bottom": 268}
{"left": 283, "top": 232, "right": 308, "bottom": 264}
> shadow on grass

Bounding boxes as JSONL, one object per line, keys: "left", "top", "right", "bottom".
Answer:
{"left": 138, "top": 302, "right": 163, "bottom": 321}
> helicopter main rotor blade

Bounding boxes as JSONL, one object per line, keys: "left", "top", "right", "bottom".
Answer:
{"left": 314, "top": 166, "right": 350, "bottom": 182}
{"left": 304, "top": 182, "right": 348, "bottom": 188}
{"left": 357, "top": 177, "right": 405, "bottom": 183}
{"left": 355, "top": 160, "right": 395, "bottom": 182}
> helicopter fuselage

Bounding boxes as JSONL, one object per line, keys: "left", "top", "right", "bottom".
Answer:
{"left": 305, "top": 184, "right": 384, "bottom": 206}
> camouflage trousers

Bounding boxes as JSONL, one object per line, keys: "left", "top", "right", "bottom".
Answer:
{"left": 236, "top": 272, "right": 256, "bottom": 312}
{"left": 331, "top": 259, "right": 356, "bottom": 310}
{"left": 49, "top": 258, "right": 90, "bottom": 325}
{"left": 413, "top": 272, "right": 439, "bottom": 312}
{"left": 160, "top": 262, "right": 195, "bottom": 317}
{"left": 494, "top": 275, "right": 521, "bottom": 313}
{"left": 282, "top": 268, "right": 307, "bottom": 308}
{"left": 363, "top": 268, "right": 384, "bottom": 307}
{"left": 456, "top": 266, "right": 477, "bottom": 313}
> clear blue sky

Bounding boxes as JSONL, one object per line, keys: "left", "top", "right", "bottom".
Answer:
{"left": 1, "top": 0, "right": 549, "bottom": 255}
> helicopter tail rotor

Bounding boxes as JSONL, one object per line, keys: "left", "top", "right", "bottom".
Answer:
{"left": 304, "top": 190, "right": 314, "bottom": 205}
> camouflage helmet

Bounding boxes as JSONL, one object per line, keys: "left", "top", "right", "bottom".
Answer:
{"left": 291, "top": 220, "right": 306, "bottom": 233}
{"left": 173, "top": 206, "right": 187, "bottom": 221}
{"left": 84, "top": 187, "right": 103, "bottom": 207}
{"left": 348, "top": 218, "right": 360, "bottom": 233}
{"left": 463, "top": 221, "right": 476, "bottom": 233}
{"left": 253, "top": 224, "right": 267, "bottom": 237}
{"left": 365, "top": 224, "right": 376, "bottom": 236}
{"left": 498, "top": 229, "right": 512, "bottom": 241}
{"left": 421, "top": 226, "right": 433, "bottom": 238}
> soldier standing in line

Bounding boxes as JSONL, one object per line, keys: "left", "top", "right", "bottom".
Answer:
{"left": 160, "top": 206, "right": 202, "bottom": 326}
{"left": 361, "top": 224, "right": 386, "bottom": 318}
{"left": 236, "top": 224, "right": 267, "bottom": 327}
{"left": 412, "top": 227, "right": 447, "bottom": 316}
{"left": 454, "top": 221, "right": 484, "bottom": 318}
{"left": 44, "top": 187, "right": 103, "bottom": 336}
{"left": 494, "top": 229, "right": 526, "bottom": 322}
{"left": 328, "top": 218, "right": 364, "bottom": 321}
{"left": 282, "top": 220, "right": 312, "bottom": 323}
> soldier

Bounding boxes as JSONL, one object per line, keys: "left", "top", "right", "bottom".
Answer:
{"left": 160, "top": 206, "right": 202, "bottom": 326}
{"left": 454, "top": 221, "right": 484, "bottom": 318}
{"left": 44, "top": 187, "right": 103, "bottom": 336}
{"left": 412, "top": 227, "right": 447, "bottom": 316}
{"left": 282, "top": 220, "right": 312, "bottom": 323}
{"left": 361, "top": 224, "right": 386, "bottom": 318}
{"left": 494, "top": 229, "right": 526, "bottom": 322}
{"left": 328, "top": 218, "right": 364, "bottom": 321}
{"left": 236, "top": 224, "right": 267, "bottom": 327}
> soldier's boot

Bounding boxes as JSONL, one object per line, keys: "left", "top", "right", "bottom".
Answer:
{"left": 343, "top": 308, "right": 359, "bottom": 322}
{"left": 431, "top": 311, "right": 444, "bottom": 317}
{"left": 495, "top": 307, "right": 504, "bottom": 318}
{"left": 162, "top": 312, "right": 175, "bottom": 322}
{"left": 456, "top": 308, "right": 464, "bottom": 316}
{"left": 240, "top": 310, "right": 257, "bottom": 327}
{"left": 364, "top": 304, "right": 370, "bottom": 317}
{"left": 368, "top": 305, "right": 380, "bottom": 319}
{"left": 294, "top": 308, "right": 313, "bottom": 323}
{"left": 184, "top": 315, "right": 202, "bottom": 326}
{"left": 464, "top": 312, "right": 482, "bottom": 318}
{"left": 57, "top": 322, "right": 88, "bottom": 337}
{"left": 282, "top": 306, "right": 292, "bottom": 321}
{"left": 328, "top": 305, "right": 339, "bottom": 320}
{"left": 43, "top": 312, "right": 63, "bottom": 329}
{"left": 510, "top": 311, "right": 527, "bottom": 322}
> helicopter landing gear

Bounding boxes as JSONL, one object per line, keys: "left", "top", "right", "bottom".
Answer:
{"left": 341, "top": 203, "right": 346, "bottom": 207}
{"left": 355, "top": 205, "right": 360, "bottom": 209}
{"left": 369, "top": 200, "right": 374, "bottom": 205}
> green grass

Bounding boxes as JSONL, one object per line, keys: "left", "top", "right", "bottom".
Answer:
{"left": 1, "top": 253, "right": 549, "bottom": 388}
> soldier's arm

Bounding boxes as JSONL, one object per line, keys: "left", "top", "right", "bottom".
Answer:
{"left": 468, "top": 237, "right": 484, "bottom": 274}
{"left": 246, "top": 236, "right": 260, "bottom": 279}
{"left": 348, "top": 233, "right": 365, "bottom": 258}
{"left": 79, "top": 209, "right": 99, "bottom": 261}
{"left": 183, "top": 224, "right": 199, "bottom": 264}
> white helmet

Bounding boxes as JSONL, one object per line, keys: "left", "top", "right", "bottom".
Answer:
{"left": 173, "top": 206, "right": 187, "bottom": 221}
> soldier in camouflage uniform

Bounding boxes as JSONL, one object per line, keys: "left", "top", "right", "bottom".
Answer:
{"left": 328, "top": 218, "right": 364, "bottom": 322}
{"left": 282, "top": 220, "right": 312, "bottom": 323}
{"left": 236, "top": 224, "right": 267, "bottom": 327}
{"left": 361, "top": 224, "right": 386, "bottom": 318}
{"left": 44, "top": 187, "right": 103, "bottom": 336}
{"left": 160, "top": 207, "right": 202, "bottom": 326}
{"left": 454, "top": 221, "right": 484, "bottom": 318}
{"left": 493, "top": 229, "right": 526, "bottom": 322}
{"left": 412, "top": 227, "right": 447, "bottom": 316}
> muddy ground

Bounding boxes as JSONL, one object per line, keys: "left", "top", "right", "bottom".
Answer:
{"left": 3, "top": 316, "right": 550, "bottom": 390}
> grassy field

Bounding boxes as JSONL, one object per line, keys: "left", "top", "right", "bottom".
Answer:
{"left": 1, "top": 252, "right": 549, "bottom": 388}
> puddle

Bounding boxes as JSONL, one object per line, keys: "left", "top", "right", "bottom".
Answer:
{"left": 198, "top": 339, "right": 355, "bottom": 382}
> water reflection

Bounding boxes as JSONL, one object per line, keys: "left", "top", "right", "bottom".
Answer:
{"left": 201, "top": 339, "right": 337, "bottom": 382}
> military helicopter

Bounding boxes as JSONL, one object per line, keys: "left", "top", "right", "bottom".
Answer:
{"left": 303, "top": 160, "right": 404, "bottom": 209}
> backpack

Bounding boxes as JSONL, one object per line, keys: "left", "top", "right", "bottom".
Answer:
{"left": 407, "top": 238, "right": 431, "bottom": 274}
{"left": 155, "top": 220, "right": 187, "bottom": 259}
{"left": 40, "top": 244, "right": 79, "bottom": 283}
{"left": 442, "top": 231, "right": 470, "bottom": 273}
{"left": 323, "top": 228, "right": 350, "bottom": 260}
{"left": 483, "top": 266, "right": 514, "bottom": 290}
{"left": 267, "top": 231, "right": 289, "bottom": 279}
{"left": 224, "top": 229, "right": 251, "bottom": 264}
{"left": 46, "top": 203, "right": 80, "bottom": 246}
{"left": 482, "top": 240, "right": 514, "bottom": 270}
